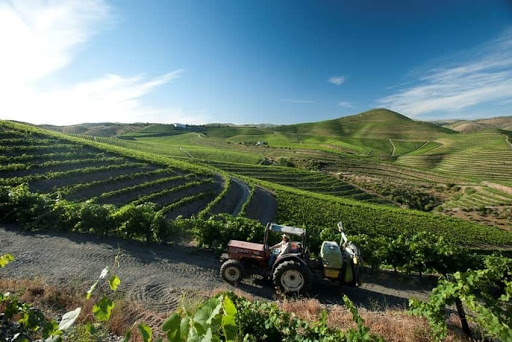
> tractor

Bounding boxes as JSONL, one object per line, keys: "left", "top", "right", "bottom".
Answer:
{"left": 219, "top": 221, "right": 362, "bottom": 294}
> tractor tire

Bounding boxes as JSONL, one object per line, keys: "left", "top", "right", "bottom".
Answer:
{"left": 272, "top": 260, "right": 311, "bottom": 294}
{"left": 220, "top": 260, "right": 245, "bottom": 285}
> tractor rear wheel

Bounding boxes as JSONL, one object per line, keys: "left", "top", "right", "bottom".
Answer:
{"left": 220, "top": 259, "right": 245, "bottom": 285}
{"left": 272, "top": 260, "right": 311, "bottom": 294}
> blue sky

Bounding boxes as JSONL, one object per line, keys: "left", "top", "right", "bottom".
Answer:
{"left": 1, "top": 0, "right": 512, "bottom": 125}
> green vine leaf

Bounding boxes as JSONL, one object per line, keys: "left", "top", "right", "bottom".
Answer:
{"left": 138, "top": 323, "right": 152, "bottom": 342}
{"left": 93, "top": 296, "right": 115, "bottom": 322}
{"left": 109, "top": 275, "right": 121, "bottom": 291}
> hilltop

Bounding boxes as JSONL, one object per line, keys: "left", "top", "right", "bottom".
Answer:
{"left": 276, "top": 108, "right": 455, "bottom": 139}
{"left": 39, "top": 108, "right": 454, "bottom": 141}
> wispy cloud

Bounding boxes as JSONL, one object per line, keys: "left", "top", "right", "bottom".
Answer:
{"left": 0, "top": 0, "right": 193, "bottom": 125}
{"left": 378, "top": 29, "right": 512, "bottom": 117}
{"left": 281, "top": 98, "right": 315, "bottom": 104}
{"left": 328, "top": 76, "right": 345, "bottom": 86}
{"left": 338, "top": 101, "right": 353, "bottom": 108}
{"left": 0, "top": 0, "right": 109, "bottom": 85}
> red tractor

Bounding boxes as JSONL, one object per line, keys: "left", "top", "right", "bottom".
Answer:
{"left": 220, "top": 221, "right": 362, "bottom": 294}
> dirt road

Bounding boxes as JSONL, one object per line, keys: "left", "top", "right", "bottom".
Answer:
{"left": 230, "top": 178, "right": 251, "bottom": 216}
{"left": 0, "top": 226, "right": 436, "bottom": 313}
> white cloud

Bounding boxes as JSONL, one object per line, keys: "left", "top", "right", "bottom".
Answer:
{"left": 378, "top": 29, "right": 512, "bottom": 117}
{"left": 7, "top": 71, "right": 186, "bottom": 125}
{"left": 0, "top": 0, "right": 193, "bottom": 125}
{"left": 280, "top": 98, "right": 315, "bottom": 104}
{"left": 0, "top": 0, "right": 109, "bottom": 86}
{"left": 328, "top": 76, "right": 345, "bottom": 86}
{"left": 338, "top": 101, "right": 353, "bottom": 108}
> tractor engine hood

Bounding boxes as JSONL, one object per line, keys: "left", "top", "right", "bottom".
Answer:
{"left": 227, "top": 240, "right": 266, "bottom": 258}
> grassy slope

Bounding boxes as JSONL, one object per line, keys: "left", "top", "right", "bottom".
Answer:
{"left": 35, "top": 108, "right": 512, "bottom": 216}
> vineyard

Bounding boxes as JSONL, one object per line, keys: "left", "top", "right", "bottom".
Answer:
{"left": 19, "top": 116, "right": 509, "bottom": 249}
{"left": 204, "top": 161, "right": 390, "bottom": 204}
{"left": 396, "top": 132, "right": 512, "bottom": 184}
{"left": 0, "top": 121, "right": 257, "bottom": 221}
{"left": 442, "top": 185, "right": 512, "bottom": 210}
{"left": 269, "top": 184, "right": 512, "bottom": 251}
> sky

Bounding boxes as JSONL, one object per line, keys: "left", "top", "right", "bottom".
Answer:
{"left": 1, "top": 0, "right": 512, "bottom": 125}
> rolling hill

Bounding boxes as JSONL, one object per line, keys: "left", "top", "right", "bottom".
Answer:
{"left": 40, "top": 122, "right": 148, "bottom": 137}
{"left": 275, "top": 108, "right": 455, "bottom": 140}
{"left": 3, "top": 119, "right": 512, "bottom": 249}
{"left": 435, "top": 115, "right": 512, "bottom": 133}
{"left": 32, "top": 108, "right": 512, "bottom": 231}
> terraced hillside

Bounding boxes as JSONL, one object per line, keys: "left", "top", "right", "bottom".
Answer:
{"left": 40, "top": 108, "right": 512, "bottom": 231}
{"left": 396, "top": 132, "right": 512, "bottom": 184}
{"left": 7, "top": 117, "right": 512, "bottom": 249}
{"left": 0, "top": 121, "right": 259, "bottom": 220}
{"left": 205, "top": 161, "right": 390, "bottom": 205}
{"left": 443, "top": 186, "right": 512, "bottom": 210}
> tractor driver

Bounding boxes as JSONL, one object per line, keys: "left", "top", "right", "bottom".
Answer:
{"left": 268, "top": 234, "right": 291, "bottom": 267}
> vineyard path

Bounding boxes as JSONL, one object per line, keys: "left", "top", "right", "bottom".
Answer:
{"left": 388, "top": 139, "right": 396, "bottom": 156}
{"left": 231, "top": 178, "right": 251, "bottom": 216}
{"left": 0, "top": 225, "right": 436, "bottom": 313}
{"left": 505, "top": 134, "right": 512, "bottom": 150}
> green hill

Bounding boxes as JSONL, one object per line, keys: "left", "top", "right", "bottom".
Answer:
{"left": 194, "top": 109, "right": 455, "bottom": 156}
{"left": 276, "top": 108, "right": 455, "bottom": 139}
{"left": 40, "top": 122, "right": 147, "bottom": 137}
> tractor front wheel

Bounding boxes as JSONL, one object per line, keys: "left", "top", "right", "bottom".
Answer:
{"left": 220, "top": 259, "right": 245, "bottom": 285}
{"left": 272, "top": 260, "right": 311, "bottom": 294}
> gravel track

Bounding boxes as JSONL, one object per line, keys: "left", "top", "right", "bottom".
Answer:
{"left": 0, "top": 225, "right": 436, "bottom": 313}
{"left": 230, "top": 178, "right": 250, "bottom": 216}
